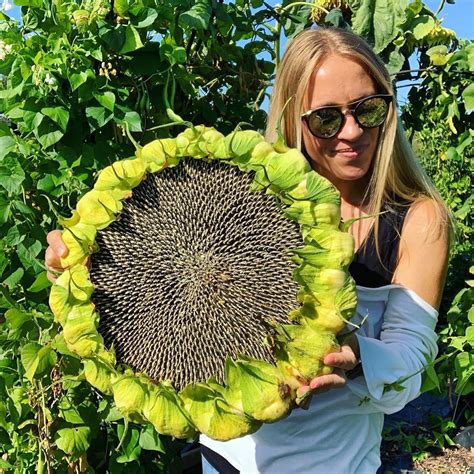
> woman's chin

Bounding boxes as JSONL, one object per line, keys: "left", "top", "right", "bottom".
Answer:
{"left": 332, "top": 167, "right": 370, "bottom": 183}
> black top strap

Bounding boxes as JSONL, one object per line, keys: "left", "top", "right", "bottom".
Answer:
{"left": 348, "top": 200, "right": 410, "bottom": 288}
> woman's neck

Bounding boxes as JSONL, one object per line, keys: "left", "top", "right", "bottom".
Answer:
{"left": 333, "top": 176, "right": 370, "bottom": 209}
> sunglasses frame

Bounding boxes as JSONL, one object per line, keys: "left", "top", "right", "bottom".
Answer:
{"left": 301, "top": 94, "right": 394, "bottom": 139}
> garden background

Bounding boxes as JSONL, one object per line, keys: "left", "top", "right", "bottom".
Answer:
{"left": 0, "top": 0, "right": 472, "bottom": 472}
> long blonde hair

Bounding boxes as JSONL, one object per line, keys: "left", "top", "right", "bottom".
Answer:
{"left": 266, "top": 27, "right": 451, "bottom": 253}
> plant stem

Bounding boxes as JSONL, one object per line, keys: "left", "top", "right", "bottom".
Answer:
{"left": 434, "top": 0, "right": 446, "bottom": 17}
{"left": 0, "top": 285, "right": 19, "bottom": 308}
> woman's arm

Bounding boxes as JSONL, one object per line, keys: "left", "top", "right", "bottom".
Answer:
{"left": 392, "top": 198, "right": 450, "bottom": 309}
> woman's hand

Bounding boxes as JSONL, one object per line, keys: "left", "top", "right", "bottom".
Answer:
{"left": 297, "top": 334, "right": 360, "bottom": 399}
{"left": 45, "top": 230, "right": 68, "bottom": 282}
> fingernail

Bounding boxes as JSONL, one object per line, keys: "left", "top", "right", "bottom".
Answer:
{"left": 297, "top": 385, "right": 310, "bottom": 397}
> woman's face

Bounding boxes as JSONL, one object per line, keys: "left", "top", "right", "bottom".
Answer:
{"left": 303, "top": 55, "right": 380, "bottom": 188}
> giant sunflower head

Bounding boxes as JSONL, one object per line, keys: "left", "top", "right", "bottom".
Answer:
{"left": 49, "top": 125, "right": 357, "bottom": 441}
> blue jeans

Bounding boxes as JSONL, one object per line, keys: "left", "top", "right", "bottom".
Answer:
{"left": 202, "top": 454, "right": 220, "bottom": 474}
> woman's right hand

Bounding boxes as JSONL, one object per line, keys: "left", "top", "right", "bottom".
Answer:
{"left": 45, "top": 230, "right": 68, "bottom": 282}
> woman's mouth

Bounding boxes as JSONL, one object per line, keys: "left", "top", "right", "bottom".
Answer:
{"left": 334, "top": 145, "right": 367, "bottom": 158}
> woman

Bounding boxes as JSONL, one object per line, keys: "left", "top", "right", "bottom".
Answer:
{"left": 46, "top": 27, "right": 450, "bottom": 474}
{"left": 198, "top": 28, "right": 450, "bottom": 473}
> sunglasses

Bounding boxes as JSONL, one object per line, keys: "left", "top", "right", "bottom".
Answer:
{"left": 302, "top": 94, "right": 393, "bottom": 139}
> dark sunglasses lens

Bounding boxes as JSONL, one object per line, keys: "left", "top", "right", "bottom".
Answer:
{"left": 356, "top": 97, "right": 389, "bottom": 128}
{"left": 308, "top": 108, "right": 342, "bottom": 138}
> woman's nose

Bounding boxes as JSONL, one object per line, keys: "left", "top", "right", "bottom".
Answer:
{"left": 337, "top": 113, "right": 364, "bottom": 141}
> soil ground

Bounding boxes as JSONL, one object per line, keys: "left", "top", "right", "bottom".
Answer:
{"left": 413, "top": 446, "right": 474, "bottom": 473}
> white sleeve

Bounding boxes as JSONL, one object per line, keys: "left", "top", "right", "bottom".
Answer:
{"left": 347, "top": 286, "right": 438, "bottom": 415}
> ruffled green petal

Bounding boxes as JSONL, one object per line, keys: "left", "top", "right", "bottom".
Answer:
{"left": 49, "top": 265, "right": 94, "bottom": 323}
{"left": 83, "top": 358, "right": 115, "bottom": 395}
{"left": 180, "top": 383, "right": 260, "bottom": 441}
{"left": 225, "top": 357, "right": 292, "bottom": 423}
{"left": 112, "top": 373, "right": 149, "bottom": 423}
{"left": 144, "top": 383, "right": 196, "bottom": 439}
{"left": 95, "top": 158, "right": 146, "bottom": 191}
{"left": 284, "top": 201, "right": 341, "bottom": 227}
{"left": 223, "top": 130, "right": 264, "bottom": 165}
{"left": 76, "top": 189, "right": 126, "bottom": 229}
{"left": 287, "top": 171, "right": 340, "bottom": 204}
{"left": 265, "top": 149, "right": 311, "bottom": 191}
{"left": 274, "top": 325, "right": 339, "bottom": 386}
{"left": 140, "top": 138, "right": 180, "bottom": 172}
{"left": 63, "top": 304, "right": 102, "bottom": 357}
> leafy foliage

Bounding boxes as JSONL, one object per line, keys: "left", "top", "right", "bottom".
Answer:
{"left": 0, "top": 0, "right": 472, "bottom": 470}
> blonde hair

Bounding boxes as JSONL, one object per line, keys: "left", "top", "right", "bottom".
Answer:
{"left": 266, "top": 27, "right": 451, "bottom": 256}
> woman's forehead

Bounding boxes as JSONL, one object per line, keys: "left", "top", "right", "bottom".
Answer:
{"left": 305, "top": 55, "right": 377, "bottom": 108}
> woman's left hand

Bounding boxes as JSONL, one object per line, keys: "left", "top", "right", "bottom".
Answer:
{"left": 297, "top": 334, "right": 360, "bottom": 398}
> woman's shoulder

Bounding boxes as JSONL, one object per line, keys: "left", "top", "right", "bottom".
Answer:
{"left": 403, "top": 196, "right": 451, "bottom": 241}
{"left": 392, "top": 196, "right": 450, "bottom": 309}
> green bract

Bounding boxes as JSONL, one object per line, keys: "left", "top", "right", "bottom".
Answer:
{"left": 49, "top": 125, "right": 357, "bottom": 441}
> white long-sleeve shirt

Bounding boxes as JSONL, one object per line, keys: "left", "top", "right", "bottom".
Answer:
{"left": 201, "top": 285, "right": 438, "bottom": 473}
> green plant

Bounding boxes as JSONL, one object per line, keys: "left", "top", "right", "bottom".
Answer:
{"left": 1, "top": 0, "right": 472, "bottom": 470}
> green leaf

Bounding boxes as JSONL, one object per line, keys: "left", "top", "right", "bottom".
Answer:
{"left": 0, "top": 136, "right": 16, "bottom": 160}
{"left": 28, "top": 271, "right": 51, "bottom": 293}
{"left": 3, "top": 267, "right": 24, "bottom": 289}
{"left": 58, "top": 395, "right": 96, "bottom": 425}
{"left": 135, "top": 8, "right": 158, "bottom": 28}
{"left": 93, "top": 91, "right": 116, "bottom": 112}
{"left": 55, "top": 426, "right": 91, "bottom": 456}
{"left": 37, "top": 174, "right": 56, "bottom": 193}
{"left": 85, "top": 107, "right": 114, "bottom": 132}
{"left": 5, "top": 308, "right": 31, "bottom": 330}
{"left": 461, "top": 83, "right": 474, "bottom": 112}
{"left": 114, "top": 0, "right": 131, "bottom": 17}
{"left": 14, "top": 0, "right": 42, "bottom": 5}
{"left": 179, "top": 1, "right": 212, "bottom": 30}
{"left": 466, "top": 326, "right": 474, "bottom": 345}
{"left": 34, "top": 120, "right": 65, "bottom": 149}
{"left": 0, "top": 196, "right": 11, "bottom": 224}
{"left": 5, "top": 226, "right": 24, "bottom": 246}
{"left": 411, "top": 15, "right": 435, "bottom": 40}
{"left": 69, "top": 70, "right": 91, "bottom": 91}
{"left": 351, "top": 0, "right": 408, "bottom": 53}
{"left": 0, "top": 156, "right": 25, "bottom": 193}
{"left": 116, "top": 424, "right": 141, "bottom": 463}
{"left": 454, "top": 352, "right": 474, "bottom": 395}
{"left": 21, "top": 343, "right": 56, "bottom": 381}
{"left": 172, "top": 47, "right": 187, "bottom": 64}
{"left": 41, "top": 107, "right": 70, "bottom": 132}
{"left": 139, "top": 424, "right": 165, "bottom": 452}
{"left": 0, "top": 84, "right": 22, "bottom": 100}
{"left": 387, "top": 47, "right": 405, "bottom": 74}
{"left": 116, "top": 110, "right": 142, "bottom": 132}
{"left": 427, "top": 45, "right": 449, "bottom": 66}
{"left": 420, "top": 363, "right": 440, "bottom": 393}
{"left": 119, "top": 25, "right": 144, "bottom": 54}
{"left": 17, "top": 240, "right": 42, "bottom": 271}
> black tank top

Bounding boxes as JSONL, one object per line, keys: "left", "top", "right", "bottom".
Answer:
{"left": 349, "top": 200, "right": 410, "bottom": 288}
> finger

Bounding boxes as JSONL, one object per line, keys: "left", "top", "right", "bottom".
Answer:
{"left": 297, "top": 385, "right": 311, "bottom": 398}
{"left": 46, "top": 230, "right": 68, "bottom": 257}
{"left": 323, "top": 345, "right": 358, "bottom": 370}
{"left": 45, "top": 246, "right": 65, "bottom": 271}
{"left": 310, "top": 371, "right": 346, "bottom": 391}
{"left": 47, "top": 271, "right": 57, "bottom": 283}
